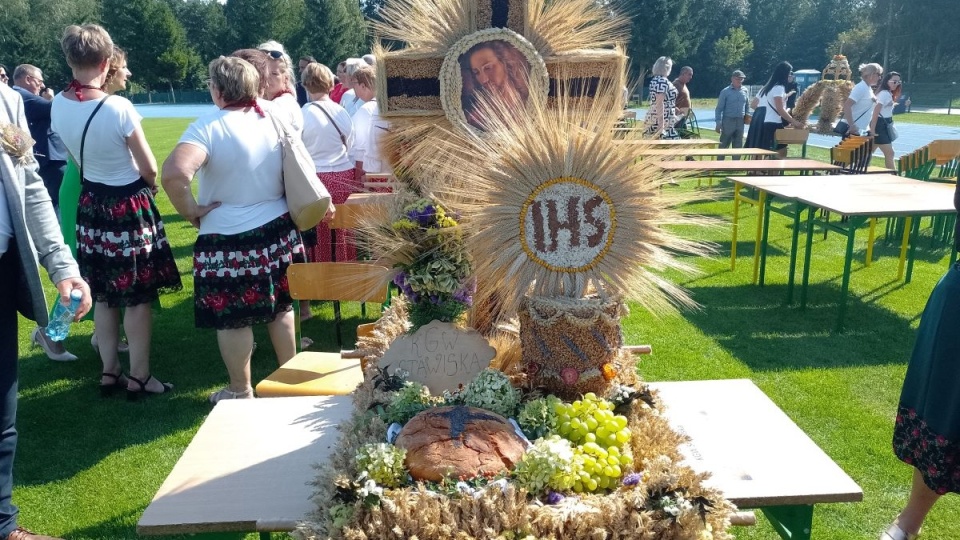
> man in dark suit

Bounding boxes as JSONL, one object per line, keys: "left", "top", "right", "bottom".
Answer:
{"left": 1, "top": 78, "right": 91, "bottom": 540}
{"left": 296, "top": 56, "right": 316, "bottom": 107}
{"left": 12, "top": 65, "right": 65, "bottom": 214}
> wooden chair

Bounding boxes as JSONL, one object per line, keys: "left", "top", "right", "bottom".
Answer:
{"left": 255, "top": 262, "right": 391, "bottom": 397}
{"left": 830, "top": 136, "right": 873, "bottom": 174}
{"left": 291, "top": 262, "right": 391, "bottom": 349}
{"left": 774, "top": 128, "right": 809, "bottom": 157}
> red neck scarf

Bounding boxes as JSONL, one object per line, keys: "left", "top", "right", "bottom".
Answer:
{"left": 221, "top": 99, "right": 264, "bottom": 117}
{"left": 65, "top": 79, "right": 101, "bottom": 101}
{"left": 271, "top": 89, "right": 293, "bottom": 101}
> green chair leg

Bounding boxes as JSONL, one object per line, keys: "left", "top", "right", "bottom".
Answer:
{"left": 762, "top": 504, "right": 814, "bottom": 540}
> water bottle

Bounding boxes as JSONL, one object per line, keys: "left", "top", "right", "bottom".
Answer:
{"left": 45, "top": 290, "right": 83, "bottom": 342}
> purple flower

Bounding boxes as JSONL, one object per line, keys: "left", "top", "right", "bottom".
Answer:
{"left": 622, "top": 473, "right": 642, "bottom": 487}
{"left": 407, "top": 205, "right": 436, "bottom": 227}
{"left": 545, "top": 491, "right": 565, "bottom": 505}
{"left": 429, "top": 294, "right": 440, "bottom": 305}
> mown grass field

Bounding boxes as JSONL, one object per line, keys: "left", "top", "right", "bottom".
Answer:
{"left": 12, "top": 117, "right": 960, "bottom": 539}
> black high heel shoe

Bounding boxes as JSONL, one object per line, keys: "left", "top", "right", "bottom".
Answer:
{"left": 126, "top": 374, "right": 174, "bottom": 401}
{"left": 100, "top": 372, "right": 128, "bottom": 398}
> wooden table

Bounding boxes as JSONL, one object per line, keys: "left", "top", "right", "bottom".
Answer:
{"left": 651, "top": 379, "right": 862, "bottom": 540}
{"left": 614, "top": 137, "right": 719, "bottom": 148}
{"left": 654, "top": 158, "right": 841, "bottom": 175}
{"left": 637, "top": 148, "right": 779, "bottom": 159}
{"left": 732, "top": 174, "right": 954, "bottom": 330}
{"left": 139, "top": 383, "right": 861, "bottom": 540}
{"left": 732, "top": 174, "right": 908, "bottom": 284}
{"left": 791, "top": 179, "right": 955, "bottom": 330}
{"left": 137, "top": 396, "right": 353, "bottom": 538}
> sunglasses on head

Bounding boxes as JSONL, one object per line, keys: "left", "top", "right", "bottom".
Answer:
{"left": 260, "top": 49, "right": 283, "bottom": 60}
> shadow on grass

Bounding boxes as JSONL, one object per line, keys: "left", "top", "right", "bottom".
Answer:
{"left": 684, "top": 282, "right": 916, "bottom": 371}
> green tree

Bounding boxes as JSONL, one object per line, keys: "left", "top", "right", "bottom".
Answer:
{"left": 224, "top": 0, "right": 276, "bottom": 51}
{"left": 298, "top": 0, "right": 367, "bottom": 68}
{"left": 177, "top": 0, "right": 231, "bottom": 64}
{"left": 102, "top": 0, "right": 200, "bottom": 92}
{"left": 711, "top": 26, "right": 754, "bottom": 75}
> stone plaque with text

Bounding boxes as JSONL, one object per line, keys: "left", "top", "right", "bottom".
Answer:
{"left": 378, "top": 321, "right": 495, "bottom": 394}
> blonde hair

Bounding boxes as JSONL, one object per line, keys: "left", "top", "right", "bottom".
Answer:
{"left": 103, "top": 47, "right": 128, "bottom": 93}
{"left": 651, "top": 56, "right": 672, "bottom": 77}
{"left": 353, "top": 64, "right": 376, "bottom": 90}
{"left": 301, "top": 63, "right": 335, "bottom": 94}
{"left": 61, "top": 24, "right": 114, "bottom": 70}
{"left": 209, "top": 56, "right": 260, "bottom": 103}
{"left": 859, "top": 63, "right": 883, "bottom": 78}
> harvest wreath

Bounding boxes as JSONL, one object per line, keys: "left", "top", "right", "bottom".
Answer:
{"left": 294, "top": 324, "right": 736, "bottom": 540}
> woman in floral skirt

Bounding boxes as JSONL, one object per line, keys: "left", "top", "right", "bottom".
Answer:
{"left": 162, "top": 56, "right": 330, "bottom": 403}
{"left": 882, "top": 180, "right": 960, "bottom": 540}
{"left": 51, "top": 24, "right": 181, "bottom": 399}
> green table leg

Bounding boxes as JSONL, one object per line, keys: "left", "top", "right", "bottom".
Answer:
{"left": 800, "top": 207, "right": 816, "bottom": 309}
{"left": 762, "top": 505, "right": 814, "bottom": 540}
{"left": 836, "top": 217, "right": 867, "bottom": 333}
{"left": 759, "top": 193, "right": 773, "bottom": 286}
{"left": 786, "top": 201, "right": 806, "bottom": 304}
{"left": 752, "top": 191, "right": 767, "bottom": 284}
{"left": 906, "top": 215, "right": 922, "bottom": 284}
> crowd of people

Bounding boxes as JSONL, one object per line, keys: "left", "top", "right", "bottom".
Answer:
{"left": 0, "top": 23, "right": 394, "bottom": 538}
{"left": 644, "top": 56, "right": 905, "bottom": 170}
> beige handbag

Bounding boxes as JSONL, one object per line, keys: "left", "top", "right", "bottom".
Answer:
{"left": 268, "top": 112, "right": 333, "bottom": 231}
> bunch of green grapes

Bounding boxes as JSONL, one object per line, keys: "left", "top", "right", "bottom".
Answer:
{"left": 553, "top": 393, "right": 634, "bottom": 492}
{"left": 555, "top": 393, "right": 632, "bottom": 447}
{"left": 571, "top": 443, "right": 633, "bottom": 493}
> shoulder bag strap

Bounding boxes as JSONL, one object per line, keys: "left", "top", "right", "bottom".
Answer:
{"left": 311, "top": 102, "right": 347, "bottom": 148}
{"left": 78, "top": 95, "right": 111, "bottom": 182}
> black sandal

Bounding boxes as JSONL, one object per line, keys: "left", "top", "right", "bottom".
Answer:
{"left": 126, "top": 374, "right": 174, "bottom": 401}
{"left": 100, "top": 372, "right": 128, "bottom": 398}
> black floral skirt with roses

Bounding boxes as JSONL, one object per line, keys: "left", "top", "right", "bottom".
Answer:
{"left": 193, "top": 213, "right": 305, "bottom": 330}
{"left": 893, "top": 262, "right": 960, "bottom": 495}
{"left": 76, "top": 179, "right": 182, "bottom": 308}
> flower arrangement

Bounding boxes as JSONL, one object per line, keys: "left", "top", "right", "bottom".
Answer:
{"left": 389, "top": 197, "right": 474, "bottom": 331}
{"left": 0, "top": 122, "right": 36, "bottom": 167}
{"left": 295, "top": 360, "right": 735, "bottom": 540}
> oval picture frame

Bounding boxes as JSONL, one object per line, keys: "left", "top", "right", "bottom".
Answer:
{"left": 440, "top": 28, "right": 548, "bottom": 132}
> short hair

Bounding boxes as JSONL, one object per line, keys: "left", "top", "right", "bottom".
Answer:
{"left": 61, "top": 24, "right": 114, "bottom": 70}
{"left": 299, "top": 55, "right": 317, "bottom": 64}
{"left": 230, "top": 49, "right": 270, "bottom": 95}
{"left": 209, "top": 56, "right": 260, "bottom": 103}
{"left": 651, "top": 56, "right": 672, "bottom": 77}
{"left": 859, "top": 63, "right": 882, "bottom": 78}
{"left": 352, "top": 64, "right": 376, "bottom": 89}
{"left": 301, "top": 62, "right": 335, "bottom": 94}
{"left": 679, "top": 66, "right": 693, "bottom": 76}
{"left": 362, "top": 54, "right": 376, "bottom": 66}
{"left": 13, "top": 64, "right": 41, "bottom": 83}
{"left": 344, "top": 58, "right": 365, "bottom": 76}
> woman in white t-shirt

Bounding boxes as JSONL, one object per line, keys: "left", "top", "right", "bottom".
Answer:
{"left": 870, "top": 71, "right": 902, "bottom": 170}
{"left": 750, "top": 61, "right": 804, "bottom": 158}
{"left": 163, "top": 57, "right": 328, "bottom": 403}
{"left": 841, "top": 63, "right": 882, "bottom": 138}
{"left": 300, "top": 63, "right": 357, "bottom": 265}
{"left": 51, "top": 24, "right": 181, "bottom": 400}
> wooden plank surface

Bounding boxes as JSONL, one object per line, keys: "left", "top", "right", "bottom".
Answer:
{"left": 614, "top": 138, "right": 719, "bottom": 148}
{"left": 137, "top": 396, "right": 353, "bottom": 535}
{"left": 650, "top": 379, "right": 863, "bottom": 508}
{"left": 734, "top": 173, "right": 924, "bottom": 191}
{"left": 655, "top": 159, "right": 841, "bottom": 172}
{"left": 789, "top": 181, "right": 955, "bottom": 216}
{"left": 638, "top": 148, "right": 779, "bottom": 158}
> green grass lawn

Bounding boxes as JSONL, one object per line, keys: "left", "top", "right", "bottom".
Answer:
{"left": 12, "top": 118, "right": 960, "bottom": 539}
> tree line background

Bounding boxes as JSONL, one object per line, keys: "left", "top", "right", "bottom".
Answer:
{"left": 1, "top": 0, "right": 958, "bottom": 100}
